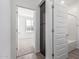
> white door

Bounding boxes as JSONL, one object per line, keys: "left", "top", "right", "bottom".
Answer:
{"left": 54, "top": 0, "right": 68, "bottom": 59}
{"left": 46, "top": 0, "right": 53, "bottom": 59}
{"left": 67, "top": 14, "right": 77, "bottom": 52}
{"left": 67, "top": 14, "right": 77, "bottom": 41}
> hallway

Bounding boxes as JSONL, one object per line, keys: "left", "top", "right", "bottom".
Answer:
{"left": 68, "top": 49, "right": 79, "bottom": 59}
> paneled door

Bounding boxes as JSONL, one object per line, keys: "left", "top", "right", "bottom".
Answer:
{"left": 54, "top": 0, "right": 68, "bottom": 59}
{"left": 40, "top": 1, "right": 46, "bottom": 56}
{"left": 67, "top": 14, "right": 77, "bottom": 52}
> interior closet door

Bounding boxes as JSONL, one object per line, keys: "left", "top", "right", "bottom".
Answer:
{"left": 54, "top": 0, "right": 68, "bottom": 59}
{"left": 40, "top": 1, "right": 45, "bottom": 56}
{"left": 67, "top": 14, "right": 77, "bottom": 52}
{"left": 67, "top": 14, "right": 76, "bottom": 42}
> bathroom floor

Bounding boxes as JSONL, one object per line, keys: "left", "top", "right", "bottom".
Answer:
{"left": 68, "top": 49, "right": 79, "bottom": 59}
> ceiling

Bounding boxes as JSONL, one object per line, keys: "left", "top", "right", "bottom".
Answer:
{"left": 17, "top": 0, "right": 42, "bottom": 9}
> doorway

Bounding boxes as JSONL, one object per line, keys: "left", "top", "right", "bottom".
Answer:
{"left": 16, "top": 7, "right": 36, "bottom": 59}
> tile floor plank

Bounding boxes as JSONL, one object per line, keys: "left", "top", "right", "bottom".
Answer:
{"left": 68, "top": 49, "right": 79, "bottom": 59}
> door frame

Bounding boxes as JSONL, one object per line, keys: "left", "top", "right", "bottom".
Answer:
{"left": 16, "top": 6, "right": 37, "bottom": 52}
{"left": 11, "top": 0, "right": 37, "bottom": 59}
{"left": 11, "top": 0, "right": 16, "bottom": 59}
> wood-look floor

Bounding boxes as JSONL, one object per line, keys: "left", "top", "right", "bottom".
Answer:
{"left": 36, "top": 53, "right": 45, "bottom": 59}
{"left": 17, "top": 49, "right": 79, "bottom": 59}
{"left": 68, "top": 49, "right": 79, "bottom": 59}
{"left": 37, "top": 49, "right": 79, "bottom": 59}
{"left": 17, "top": 53, "right": 44, "bottom": 59}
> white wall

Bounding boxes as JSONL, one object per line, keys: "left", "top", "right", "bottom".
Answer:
{"left": 0, "top": 0, "right": 11, "bottom": 59}
{"left": 11, "top": 0, "right": 16, "bottom": 59}
{"left": 46, "top": 0, "right": 53, "bottom": 59}
{"left": 35, "top": 7, "right": 40, "bottom": 52}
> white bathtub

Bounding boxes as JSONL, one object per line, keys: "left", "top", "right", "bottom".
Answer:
{"left": 68, "top": 40, "right": 77, "bottom": 52}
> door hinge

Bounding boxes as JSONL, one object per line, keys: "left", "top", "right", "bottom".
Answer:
{"left": 52, "top": 5, "right": 54, "bottom": 8}
{"left": 52, "top": 29, "right": 54, "bottom": 32}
